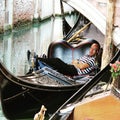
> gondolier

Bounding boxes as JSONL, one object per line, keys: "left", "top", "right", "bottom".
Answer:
{"left": 36, "top": 43, "right": 100, "bottom": 76}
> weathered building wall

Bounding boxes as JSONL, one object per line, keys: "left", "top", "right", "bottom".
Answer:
{"left": 0, "top": 0, "right": 74, "bottom": 34}
{"left": 13, "top": 0, "right": 34, "bottom": 25}
{"left": 0, "top": 1, "right": 5, "bottom": 33}
{"left": 0, "top": 0, "right": 35, "bottom": 33}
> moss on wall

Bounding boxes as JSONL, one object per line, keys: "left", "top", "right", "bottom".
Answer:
{"left": 0, "top": 27, "right": 4, "bottom": 34}
{"left": 13, "top": 19, "right": 32, "bottom": 29}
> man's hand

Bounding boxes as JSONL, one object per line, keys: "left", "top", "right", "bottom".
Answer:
{"left": 72, "top": 60, "right": 89, "bottom": 70}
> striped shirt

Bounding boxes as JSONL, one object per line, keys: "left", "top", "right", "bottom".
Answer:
{"left": 76, "top": 55, "right": 96, "bottom": 75}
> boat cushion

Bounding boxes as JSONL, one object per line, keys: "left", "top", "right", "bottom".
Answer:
{"left": 47, "top": 39, "right": 100, "bottom": 64}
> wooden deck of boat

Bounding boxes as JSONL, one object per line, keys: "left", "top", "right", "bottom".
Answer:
{"left": 68, "top": 92, "right": 120, "bottom": 120}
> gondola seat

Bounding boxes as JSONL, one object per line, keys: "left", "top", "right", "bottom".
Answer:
{"left": 48, "top": 39, "right": 101, "bottom": 63}
{"left": 47, "top": 39, "right": 101, "bottom": 76}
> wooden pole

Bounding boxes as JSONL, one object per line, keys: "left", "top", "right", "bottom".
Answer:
{"left": 101, "top": 0, "right": 116, "bottom": 70}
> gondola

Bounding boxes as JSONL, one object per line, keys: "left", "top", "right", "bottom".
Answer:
{"left": 0, "top": 39, "right": 101, "bottom": 119}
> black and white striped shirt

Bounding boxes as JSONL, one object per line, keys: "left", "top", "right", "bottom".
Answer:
{"left": 76, "top": 55, "right": 96, "bottom": 75}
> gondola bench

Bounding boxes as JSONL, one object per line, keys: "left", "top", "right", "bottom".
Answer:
{"left": 47, "top": 39, "right": 101, "bottom": 79}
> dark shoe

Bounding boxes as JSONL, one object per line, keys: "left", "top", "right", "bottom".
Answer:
{"left": 40, "top": 54, "right": 47, "bottom": 58}
{"left": 27, "top": 50, "right": 31, "bottom": 63}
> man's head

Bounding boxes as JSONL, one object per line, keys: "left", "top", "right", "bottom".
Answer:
{"left": 89, "top": 43, "right": 100, "bottom": 57}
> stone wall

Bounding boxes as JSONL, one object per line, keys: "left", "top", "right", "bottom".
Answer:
{"left": 0, "top": 0, "right": 35, "bottom": 33}
{"left": 0, "top": 0, "right": 74, "bottom": 33}
{"left": 0, "top": 1, "right": 5, "bottom": 33}
{"left": 0, "top": 0, "right": 51, "bottom": 33}
{"left": 13, "top": 0, "right": 34, "bottom": 25}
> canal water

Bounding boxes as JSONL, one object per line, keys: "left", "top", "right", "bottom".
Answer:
{"left": 0, "top": 14, "right": 78, "bottom": 120}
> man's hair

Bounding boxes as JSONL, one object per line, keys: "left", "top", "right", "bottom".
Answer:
{"left": 93, "top": 43, "right": 102, "bottom": 68}
{"left": 92, "top": 43, "right": 100, "bottom": 54}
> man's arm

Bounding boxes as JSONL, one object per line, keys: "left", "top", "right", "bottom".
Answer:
{"left": 72, "top": 60, "right": 89, "bottom": 70}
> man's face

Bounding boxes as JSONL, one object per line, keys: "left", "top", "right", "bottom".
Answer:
{"left": 89, "top": 44, "right": 99, "bottom": 56}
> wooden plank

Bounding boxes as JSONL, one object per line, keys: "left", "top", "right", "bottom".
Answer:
{"left": 73, "top": 94, "right": 120, "bottom": 120}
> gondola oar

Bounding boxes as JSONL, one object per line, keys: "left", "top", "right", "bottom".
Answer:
{"left": 48, "top": 49, "right": 120, "bottom": 120}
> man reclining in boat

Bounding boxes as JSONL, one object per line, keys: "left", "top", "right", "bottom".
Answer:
{"left": 33, "top": 43, "right": 100, "bottom": 77}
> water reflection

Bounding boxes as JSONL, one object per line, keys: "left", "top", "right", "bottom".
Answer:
{"left": 0, "top": 15, "right": 78, "bottom": 76}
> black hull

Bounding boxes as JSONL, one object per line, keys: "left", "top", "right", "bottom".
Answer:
{"left": 0, "top": 62, "right": 83, "bottom": 119}
{"left": 1, "top": 80, "right": 79, "bottom": 119}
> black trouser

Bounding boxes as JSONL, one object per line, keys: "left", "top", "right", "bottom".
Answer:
{"left": 37, "top": 58, "right": 78, "bottom": 76}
